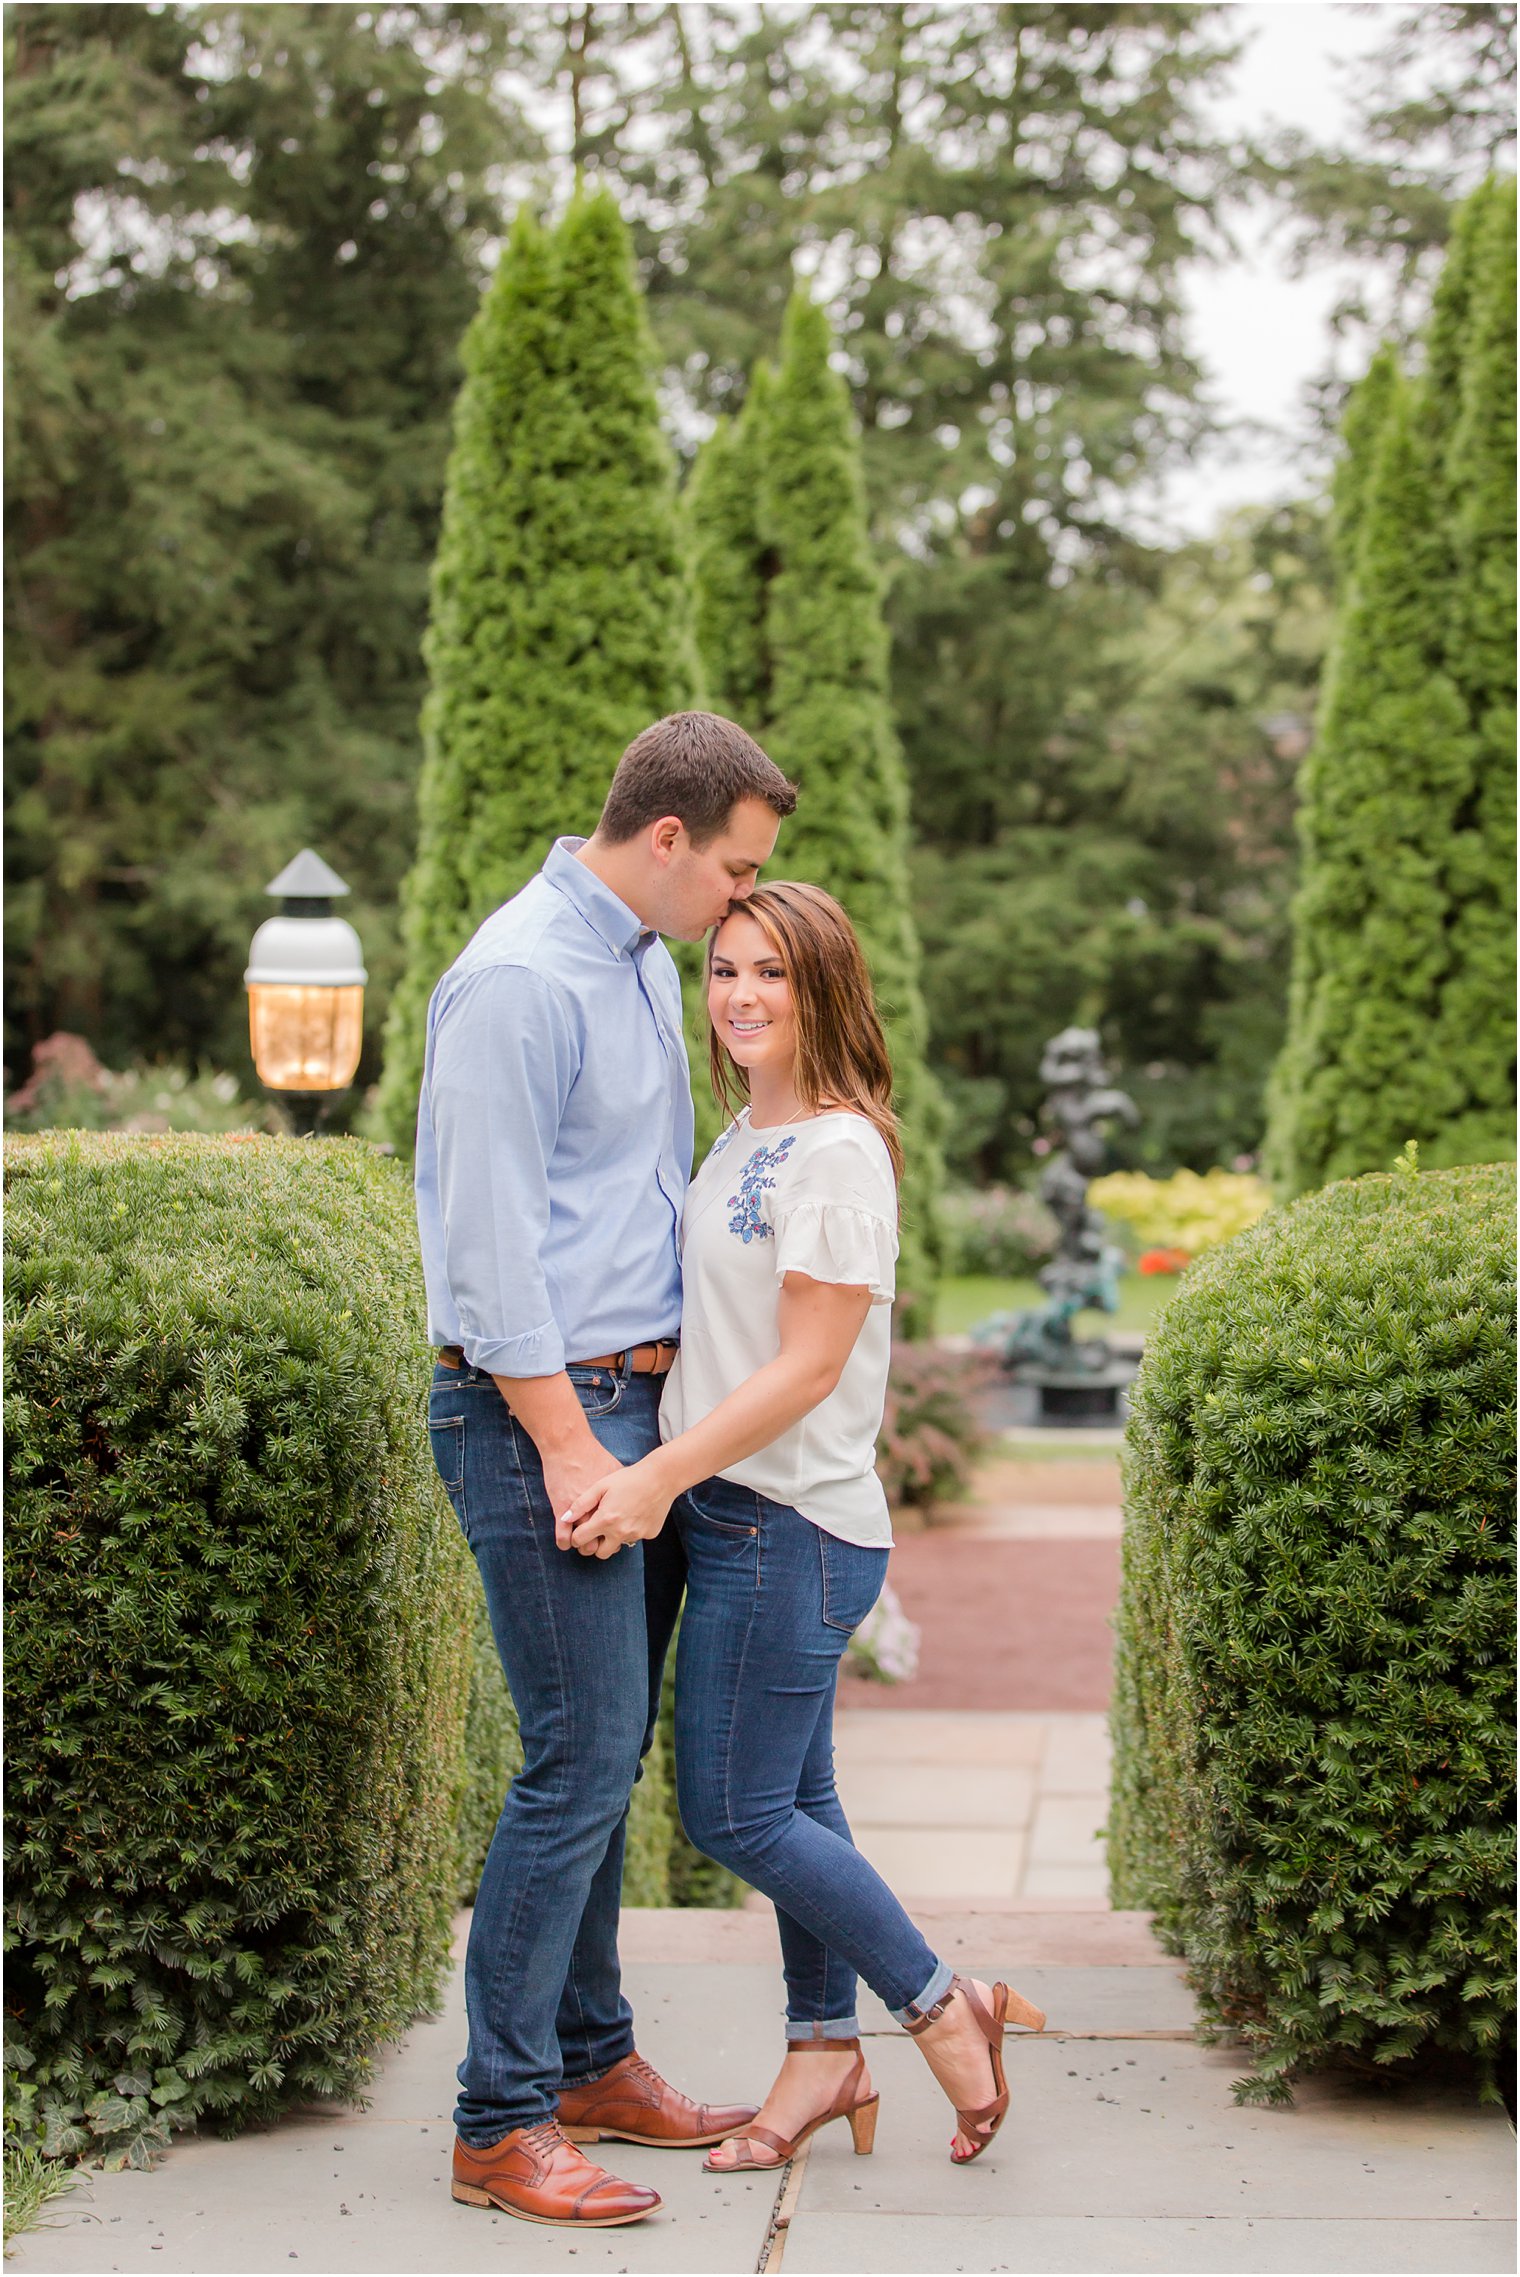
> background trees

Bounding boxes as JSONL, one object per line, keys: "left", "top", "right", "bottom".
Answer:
{"left": 5, "top": 3, "right": 525, "bottom": 1079}
{"left": 1265, "top": 178, "right": 1516, "bottom": 1192}
{"left": 375, "top": 190, "right": 694, "bottom": 1143}
{"left": 5, "top": 3, "right": 1512, "bottom": 1196}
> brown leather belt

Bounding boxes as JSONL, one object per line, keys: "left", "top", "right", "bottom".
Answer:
{"left": 436, "top": 1340, "right": 678, "bottom": 1377}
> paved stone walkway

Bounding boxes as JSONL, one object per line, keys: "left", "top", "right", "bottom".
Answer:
{"left": 16, "top": 1921, "right": 1513, "bottom": 2276}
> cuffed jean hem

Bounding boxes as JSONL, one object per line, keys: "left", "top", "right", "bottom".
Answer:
{"left": 890, "top": 1957, "right": 956, "bottom": 2027}
{"left": 455, "top": 2113, "right": 550, "bottom": 2150}
{"left": 558, "top": 2042, "right": 637, "bottom": 2091}
{"left": 786, "top": 2014, "right": 862, "bottom": 2043}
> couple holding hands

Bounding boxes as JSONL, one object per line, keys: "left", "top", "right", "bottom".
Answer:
{"left": 417, "top": 711, "right": 1043, "bottom": 2231}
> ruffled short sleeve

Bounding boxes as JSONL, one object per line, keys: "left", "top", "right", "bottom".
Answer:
{"left": 772, "top": 1199, "right": 897, "bottom": 1304}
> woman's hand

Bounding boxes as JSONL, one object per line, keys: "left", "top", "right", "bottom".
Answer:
{"left": 558, "top": 1456, "right": 675, "bottom": 1558}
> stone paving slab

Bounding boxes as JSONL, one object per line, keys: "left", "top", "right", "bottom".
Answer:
{"left": 950, "top": 1460, "right": 1122, "bottom": 1509}
{"left": 928, "top": 1502, "right": 1125, "bottom": 1539}
{"left": 787, "top": 2033, "right": 1515, "bottom": 2226}
{"left": 618, "top": 1905, "right": 1175, "bottom": 1966}
{"left": 831, "top": 1711, "right": 1112, "bottom": 1903}
{"left": 8, "top": 1958, "right": 787, "bottom": 2277}
{"left": 832, "top": 1710, "right": 1054, "bottom": 1765}
{"left": 852, "top": 1962, "right": 1197, "bottom": 2039}
{"left": 780, "top": 2210, "right": 1519, "bottom": 2273}
{"left": 835, "top": 1759, "right": 1039, "bottom": 1828}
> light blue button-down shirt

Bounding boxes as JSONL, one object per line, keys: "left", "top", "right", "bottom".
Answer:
{"left": 415, "top": 839, "right": 692, "bottom": 1376}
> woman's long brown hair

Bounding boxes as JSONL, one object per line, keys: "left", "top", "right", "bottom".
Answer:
{"left": 707, "top": 881, "right": 903, "bottom": 1186}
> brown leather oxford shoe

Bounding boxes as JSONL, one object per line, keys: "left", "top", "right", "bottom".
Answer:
{"left": 451, "top": 2118, "right": 660, "bottom": 2227}
{"left": 556, "top": 2049, "right": 759, "bottom": 2149}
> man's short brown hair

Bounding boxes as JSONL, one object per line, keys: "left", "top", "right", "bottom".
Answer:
{"left": 597, "top": 712, "right": 797, "bottom": 846}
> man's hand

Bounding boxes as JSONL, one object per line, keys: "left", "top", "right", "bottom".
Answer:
{"left": 544, "top": 1440, "right": 624, "bottom": 1548}
{"left": 563, "top": 1456, "right": 674, "bottom": 1559}
{"left": 488, "top": 1369, "right": 623, "bottom": 1549}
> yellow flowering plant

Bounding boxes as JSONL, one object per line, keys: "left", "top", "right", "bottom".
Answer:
{"left": 1087, "top": 1167, "right": 1272, "bottom": 1259}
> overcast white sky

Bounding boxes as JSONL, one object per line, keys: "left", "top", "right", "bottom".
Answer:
{"left": 1149, "top": 1, "right": 1404, "bottom": 535}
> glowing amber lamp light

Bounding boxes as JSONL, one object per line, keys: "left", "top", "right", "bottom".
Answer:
{"left": 244, "top": 850, "right": 367, "bottom": 1106}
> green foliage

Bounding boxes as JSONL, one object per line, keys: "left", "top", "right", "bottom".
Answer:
{"left": 1266, "top": 184, "right": 1517, "bottom": 1194}
{"left": 910, "top": 504, "right": 1325, "bottom": 1183}
{"left": 378, "top": 188, "right": 696, "bottom": 1144}
{"left": 875, "top": 1343, "right": 986, "bottom": 1511}
{"left": 3, "top": 2144, "right": 77, "bottom": 2249}
{"left": 4, "top": 1133, "right": 475, "bottom": 2168}
{"left": 1433, "top": 176, "right": 1518, "bottom": 1167}
{"left": 1087, "top": 1168, "right": 1274, "bottom": 1259}
{"left": 938, "top": 1185, "right": 1058, "bottom": 1280}
{"left": 1110, "top": 1162, "right": 1516, "bottom": 2103}
{"left": 3, "top": 1036, "right": 281, "bottom": 1138}
{"left": 4, "top": 5, "right": 525, "bottom": 1083}
{"left": 689, "top": 293, "right": 943, "bottom": 1324}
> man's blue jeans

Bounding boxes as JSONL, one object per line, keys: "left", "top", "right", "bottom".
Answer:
{"left": 664, "top": 1475, "right": 953, "bottom": 2035}
{"left": 427, "top": 1357, "right": 677, "bottom": 2146}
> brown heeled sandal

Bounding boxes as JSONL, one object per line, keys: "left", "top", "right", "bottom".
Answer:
{"left": 904, "top": 1974, "right": 1045, "bottom": 2165}
{"left": 702, "top": 2035, "right": 879, "bottom": 2173}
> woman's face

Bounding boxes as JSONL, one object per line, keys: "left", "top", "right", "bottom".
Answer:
{"left": 708, "top": 910, "right": 797, "bottom": 1083}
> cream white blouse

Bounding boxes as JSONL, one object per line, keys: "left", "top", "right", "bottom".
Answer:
{"left": 659, "top": 1107, "right": 898, "bottom": 1546}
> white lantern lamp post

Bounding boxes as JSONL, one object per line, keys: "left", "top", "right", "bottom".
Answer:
{"left": 244, "top": 850, "right": 368, "bottom": 1133}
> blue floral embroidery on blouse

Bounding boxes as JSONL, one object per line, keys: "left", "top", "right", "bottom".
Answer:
{"left": 727, "top": 1136, "right": 796, "bottom": 1243}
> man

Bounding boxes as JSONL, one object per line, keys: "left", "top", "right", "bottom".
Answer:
{"left": 417, "top": 711, "right": 798, "bottom": 2229}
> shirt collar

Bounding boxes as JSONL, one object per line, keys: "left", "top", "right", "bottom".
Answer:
{"left": 544, "top": 837, "right": 651, "bottom": 959}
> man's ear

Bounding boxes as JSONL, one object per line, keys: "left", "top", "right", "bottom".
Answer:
{"left": 649, "top": 815, "right": 684, "bottom": 864}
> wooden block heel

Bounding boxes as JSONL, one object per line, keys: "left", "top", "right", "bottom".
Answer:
{"left": 1005, "top": 1989, "right": 1046, "bottom": 2033}
{"left": 451, "top": 2180, "right": 493, "bottom": 2207}
{"left": 849, "top": 2094, "right": 880, "bottom": 2154}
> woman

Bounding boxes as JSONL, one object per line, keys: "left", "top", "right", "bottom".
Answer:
{"left": 561, "top": 881, "right": 1044, "bottom": 2170}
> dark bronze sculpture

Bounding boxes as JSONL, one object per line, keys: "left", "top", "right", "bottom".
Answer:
{"left": 975, "top": 1028, "right": 1140, "bottom": 1418}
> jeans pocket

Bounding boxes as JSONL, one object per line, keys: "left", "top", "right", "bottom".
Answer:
{"left": 683, "top": 1480, "right": 759, "bottom": 1538}
{"left": 428, "top": 1415, "right": 469, "bottom": 1539}
{"left": 569, "top": 1366, "right": 624, "bottom": 1419}
{"left": 818, "top": 1530, "right": 888, "bottom": 1634}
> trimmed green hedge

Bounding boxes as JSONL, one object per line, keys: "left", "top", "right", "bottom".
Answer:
{"left": 1110, "top": 1162, "right": 1516, "bottom": 2103}
{"left": 4, "top": 1134, "right": 474, "bottom": 2167}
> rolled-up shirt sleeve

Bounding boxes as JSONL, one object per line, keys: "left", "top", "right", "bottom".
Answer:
{"left": 429, "top": 963, "right": 578, "bottom": 1376}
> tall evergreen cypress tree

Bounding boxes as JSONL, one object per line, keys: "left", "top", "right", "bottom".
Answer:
{"left": 690, "top": 294, "right": 943, "bottom": 1318}
{"left": 1430, "top": 177, "right": 1517, "bottom": 1165}
{"left": 1266, "top": 377, "right": 1472, "bottom": 1191}
{"left": 687, "top": 371, "right": 773, "bottom": 727}
{"left": 1266, "top": 180, "right": 1516, "bottom": 1193}
{"left": 378, "top": 191, "right": 694, "bottom": 1142}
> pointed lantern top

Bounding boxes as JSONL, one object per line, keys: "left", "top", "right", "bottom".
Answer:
{"left": 264, "top": 849, "right": 351, "bottom": 900}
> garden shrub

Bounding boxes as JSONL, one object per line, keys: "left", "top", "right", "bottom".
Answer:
{"left": 939, "top": 1184, "right": 1058, "bottom": 1278}
{"left": 1110, "top": 1161, "right": 1515, "bottom": 2103}
{"left": 876, "top": 1342, "right": 987, "bottom": 1509}
{"left": 4, "top": 1133, "right": 474, "bottom": 2168}
{"left": 1087, "top": 1166, "right": 1272, "bottom": 1258}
